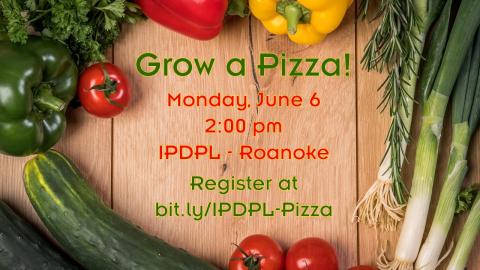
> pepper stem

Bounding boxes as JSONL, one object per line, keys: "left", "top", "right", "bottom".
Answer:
{"left": 227, "top": 0, "right": 249, "bottom": 17}
{"left": 34, "top": 84, "right": 65, "bottom": 112}
{"left": 276, "top": 1, "right": 311, "bottom": 35}
{"left": 284, "top": 5, "right": 303, "bottom": 34}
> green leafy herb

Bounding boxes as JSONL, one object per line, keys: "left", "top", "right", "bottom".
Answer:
{"left": 0, "top": 0, "right": 28, "bottom": 43}
{"left": 0, "top": 0, "right": 145, "bottom": 69}
{"left": 456, "top": 186, "right": 479, "bottom": 215}
{"left": 360, "top": 0, "right": 420, "bottom": 207}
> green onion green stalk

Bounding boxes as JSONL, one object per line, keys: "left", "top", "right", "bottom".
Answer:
{"left": 446, "top": 193, "right": 480, "bottom": 270}
{"left": 415, "top": 31, "right": 480, "bottom": 270}
{"left": 378, "top": 0, "right": 480, "bottom": 268}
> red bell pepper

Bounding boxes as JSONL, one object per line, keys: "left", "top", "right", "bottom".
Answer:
{"left": 136, "top": 0, "right": 229, "bottom": 40}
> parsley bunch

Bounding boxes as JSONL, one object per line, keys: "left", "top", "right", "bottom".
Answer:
{"left": 0, "top": 0, "right": 145, "bottom": 69}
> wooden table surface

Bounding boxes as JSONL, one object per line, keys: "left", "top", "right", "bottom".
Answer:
{"left": 0, "top": 5, "right": 479, "bottom": 270}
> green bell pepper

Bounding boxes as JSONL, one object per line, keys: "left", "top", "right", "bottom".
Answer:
{"left": 0, "top": 37, "right": 78, "bottom": 156}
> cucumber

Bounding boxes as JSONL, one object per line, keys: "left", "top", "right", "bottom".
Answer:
{"left": 24, "top": 150, "right": 219, "bottom": 270}
{"left": 0, "top": 200, "right": 80, "bottom": 269}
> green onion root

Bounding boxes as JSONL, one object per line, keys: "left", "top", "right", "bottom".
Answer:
{"left": 353, "top": 153, "right": 406, "bottom": 231}
{"left": 377, "top": 250, "right": 413, "bottom": 270}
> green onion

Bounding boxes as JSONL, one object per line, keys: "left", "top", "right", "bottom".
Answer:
{"left": 415, "top": 31, "right": 480, "bottom": 270}
{"left": 446, "top": 193, "right": 480, "bottom": 270}
{"left": 418, "top": 0, "right": 452, "bottom": 105}
{"left": 378, "top": 0, "right": 480, "bottom": 267}
{"left": 354, "top": 0, "right": 448, "bottom": 232}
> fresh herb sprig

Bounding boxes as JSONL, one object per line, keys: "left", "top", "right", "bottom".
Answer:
{"left": 0, "top": 0, "right": 145, "bottom": 69}
{"left": 361, "top": 0, "right": 420, "bottom": 204}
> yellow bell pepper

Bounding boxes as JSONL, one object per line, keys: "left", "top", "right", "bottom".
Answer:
{"left": 249, "top": 0, "right": 352, "bottom": 45}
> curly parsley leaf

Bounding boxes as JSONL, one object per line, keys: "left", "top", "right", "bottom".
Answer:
{"left": 25, "top": 0, "right": 37, "bottom": 11}
{"left": 1, "top": 0, "right": 145, "bottom": 69}
{"left": 123, "top": 1, "right": 145, "bottom": 24}
{"left": 93, "top": 0, "right": 125, "bottom": 31}
{"left": 0, "top": 0, "right": 28, "bottom": 43}
{"left": 456, "top": 186, "right": 479, "bottom": 215}
{"left": 47, "top": 1, "right": 90, "bottom": 41}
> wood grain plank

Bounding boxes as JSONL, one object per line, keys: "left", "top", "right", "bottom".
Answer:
{"left": 356, "top": 8, "right": 396, "bottom": 266}
{"left": 113, "top": 10, "right": 357, "bottom": 268}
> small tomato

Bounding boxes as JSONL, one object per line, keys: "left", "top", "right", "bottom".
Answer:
{"left": 78, "top": 63, "right": 131, "bottom": 118}
{"left": 286, "top": 237, "right": 338, "bottom": 270}
{"left": 229, "top": 234, "right": 284, "bottom": 270}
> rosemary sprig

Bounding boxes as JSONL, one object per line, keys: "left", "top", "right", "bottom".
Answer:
{"left": 359, "top": 0, "right": 371, "bottom": 20}
{"left": 360, "top": 0, "right": 420, "bottom": 203}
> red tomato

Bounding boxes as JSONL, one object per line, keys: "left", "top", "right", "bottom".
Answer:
{"left": 78, "top": 63, "right": 131, "bottom": 118}
{"left": 348, "top": 266, "right": 377, "bottom": 270}
{"left": 286, "top": 238, "right": 338, "bottom": 270}
{"left": 229, "top": 235, "right": 284, "bottom": 270}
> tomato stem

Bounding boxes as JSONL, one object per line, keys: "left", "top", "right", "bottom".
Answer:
{"left": 231, "top": 243, "right": 263, "bottom": 270}
{"left": 89, "top": 63, "right": 124, "bottom": 108}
